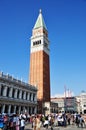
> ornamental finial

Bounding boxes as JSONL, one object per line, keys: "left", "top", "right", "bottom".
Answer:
{"left": 39, "top": 9, "right": 42, "bottom": 13}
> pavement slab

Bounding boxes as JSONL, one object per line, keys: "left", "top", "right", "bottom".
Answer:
{"left": 25, "top": 124, "right": 86, "bottom": 130}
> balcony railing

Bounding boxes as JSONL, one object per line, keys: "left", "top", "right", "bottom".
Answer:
{"left": 0, "top": 72, "right": 37, "bottom": 91}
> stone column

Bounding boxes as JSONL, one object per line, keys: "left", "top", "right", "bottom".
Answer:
{"left": 14, "top": 106, "right": 16, "bottom": 113}
{"left": 27, "top": 93, "right": 30, "bottom": 100}
{"left": 8, "top": 105, "right": 11, "bottom": 113}
{"left": 19, "top": 106, "right": 21, "bottom": 114}
{"left": 19, "top": 90, "right": 22, "bottom": 99}
{"left": 34, "top": 94, "right": 37, "bottom": 102}
{"left": 1, "top": 104, "right": 5, "bottom": 113}
{"left": 14, "top": 89, "right": 18, "bottom": 98}
{"left": 31, "top": 93, "right": 33, "bottom": 101}
{"left": 24, "top": 91, "right": 26, "bottom": 100}
{"left": 3, "top": 86, "right": 7, "bottom": 96}
{"left": 9, "top": 88, "right": 13, "bottom": 98}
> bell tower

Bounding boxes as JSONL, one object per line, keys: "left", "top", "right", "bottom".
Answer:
{"left": 29, "top": 10, "right": 50, "bottom": 114}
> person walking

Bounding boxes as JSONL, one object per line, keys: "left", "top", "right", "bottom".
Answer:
{"left": 15, "top": 114, "right": 20, "bottom": 130}
{"left": 20, "top": 113, "right": 26, "bottom": 130}
{"left": 36, "top": 115, "right": 41, "bottom": 130}
{"left": 50, "top": 116, "right": 54, "bottom": 130}
{"left": 33, "top": 116, "right": 37, "bottom": 130}
{"left": 43, "top": 116, "right": 49, "bottom": 129}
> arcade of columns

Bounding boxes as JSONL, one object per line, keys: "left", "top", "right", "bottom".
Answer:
{"left": 0, "top": 72, "right": 37, "bottom": 114}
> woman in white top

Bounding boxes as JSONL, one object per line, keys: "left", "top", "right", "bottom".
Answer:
{"left": 20, "top": 114, "right": 26, "bottom": 130}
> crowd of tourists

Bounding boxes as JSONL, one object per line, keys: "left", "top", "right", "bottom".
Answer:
{"left": 0, "top": 112, "right": 28, "bottom": 130}
{"left": 0, "top": 112, "right": 86, "bottom": 130}
{"left": 31, "top": 112, "right": 86, "bottom": 130}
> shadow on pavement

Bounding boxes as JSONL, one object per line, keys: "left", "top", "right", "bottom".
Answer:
{"left": 25, "top": 129, "right": 32, "bottom": 130}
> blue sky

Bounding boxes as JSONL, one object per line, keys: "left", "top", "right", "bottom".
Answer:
{"left": 0, "top": 0, "right": 86, "bottom": 97}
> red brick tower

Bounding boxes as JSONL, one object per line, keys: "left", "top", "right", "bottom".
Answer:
{"left": 29, "top": 10, "right": 50, "bottom": 114}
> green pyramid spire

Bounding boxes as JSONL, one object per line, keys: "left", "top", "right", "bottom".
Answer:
{"left": 34, "top": 9, "right": 47, "bottom": 30}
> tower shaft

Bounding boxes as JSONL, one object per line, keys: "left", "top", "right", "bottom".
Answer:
{"left": 29, "top": 10, "right": 50, "bottom": 114}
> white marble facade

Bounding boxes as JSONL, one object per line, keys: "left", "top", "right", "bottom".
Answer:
{"left": 0, "top": 72, "right": 37, "bottom": 114}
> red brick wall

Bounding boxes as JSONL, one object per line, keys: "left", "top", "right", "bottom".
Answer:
{"left": 29, "top": 50, "right": 50, "bottom": 102}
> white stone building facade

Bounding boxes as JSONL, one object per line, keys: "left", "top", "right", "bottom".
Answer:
{"left": 80, "top": 91, "right": 86, "bottom": 114}
{"left": 51, "top": 97, "right": 77, "bottom": 113}
{"left": 51, "top": 98, "right": 65, "bottom": 112}
{"left": 75, "top": 96, "right": 81, "bottom": 113}
{"left": 0, "top": 72, "right": 37, "bottom": 114}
